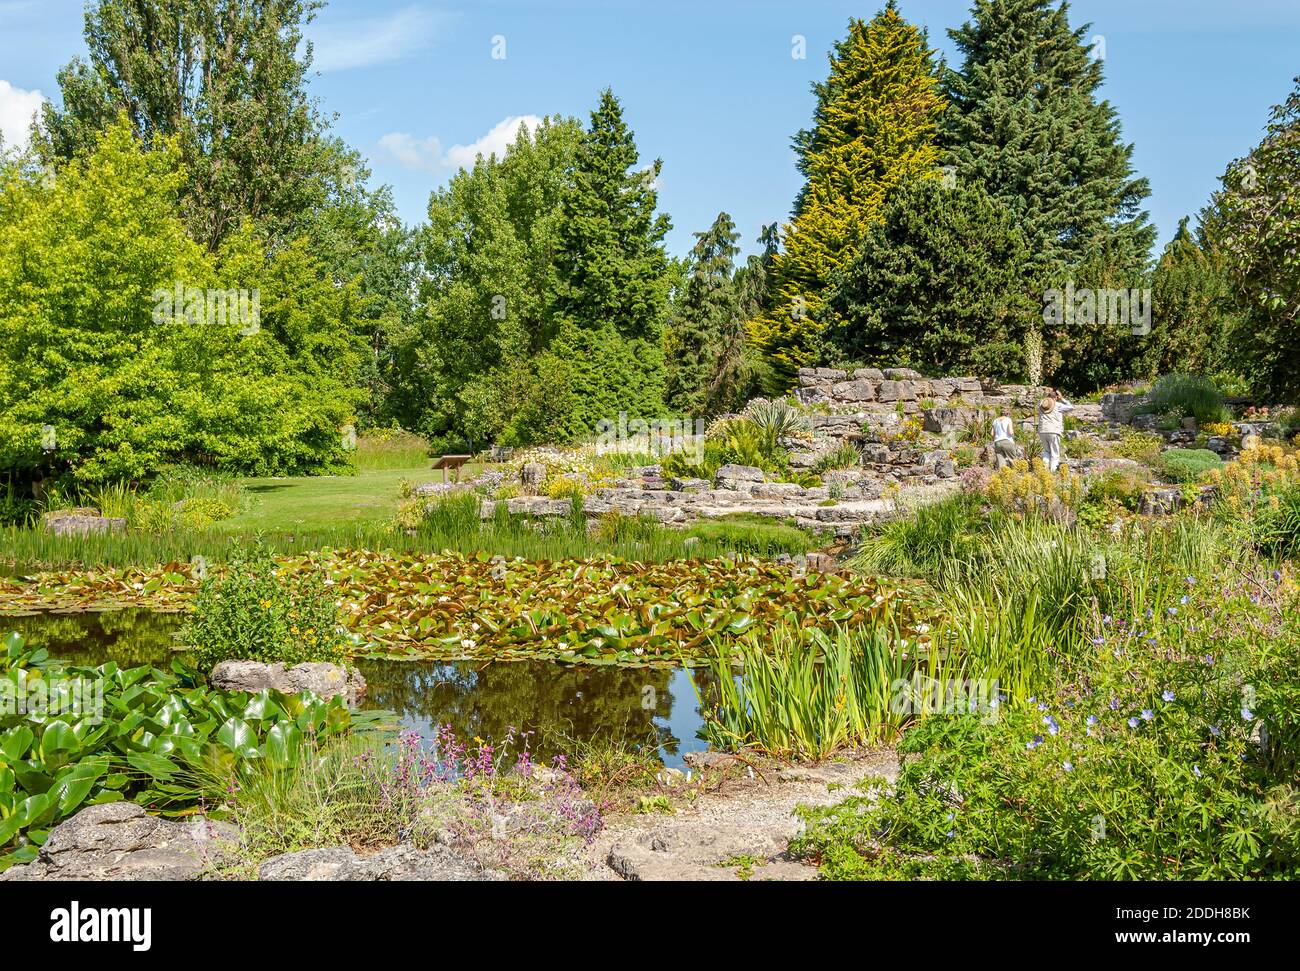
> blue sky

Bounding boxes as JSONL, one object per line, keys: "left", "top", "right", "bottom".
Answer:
{"left": 1, "top": 0, "right": 1296, "bottom": 258}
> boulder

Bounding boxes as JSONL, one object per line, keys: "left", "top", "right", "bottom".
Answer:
{"left": 883, "top": 367, "right": 923, "bottom": 381}
{"left": 829, "top": 379, "right": 877, "bottom": 402}
{"left": 208, "top": 660, "right": 367, "bottom": 706}
{"left": 850, "top": 367, "right": 885, "bottom": 382}
{"left": 0, "top": 803, "right": 234, "bottom": 882}
{"left": 714, "top": 464, "right": 765, "bottom": 489}
{"left": 1101, "top": 392, "right": 1144, "bottom": 424}
{"left": 922, "top": 407, "right": 977, "bottom": 434}
{"left": 257, "top": 844, "right": 500, "bottom": 882}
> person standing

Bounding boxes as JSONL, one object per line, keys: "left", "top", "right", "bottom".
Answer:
{"left": 991, "top": 412, "right": 1022, "bottom": 470}
{"left": 1037, "top": 389, "right": 1074, "bottom": 472}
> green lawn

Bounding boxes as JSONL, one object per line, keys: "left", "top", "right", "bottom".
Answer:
{"left": 219, "top": 463, "right": 482, "bottom": 532}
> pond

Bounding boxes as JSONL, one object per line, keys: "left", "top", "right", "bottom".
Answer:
{"left": 5, "top": 609, "right": 710, "bottom": 768}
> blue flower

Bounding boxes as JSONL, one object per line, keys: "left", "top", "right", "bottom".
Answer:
{"left": 946, "top": 829, "right": 956, "bottom": 839}
{"left": 1241, "top": 706, "right": 1254, "bottom": 721}
{"left": 1087, "top": 715, "right": 1099, "bottom": 727}
{"left": 1091, "top": 636, "right": 1105, "bottom": 645}
{"left": 1192, "top": 765, "right": 1201, "bottom": 778}
{"left": 1027, "top": 735, "right": 1044, "bottom": 750}
{"left": 1167, "top": 607, "right": 1178, "bottom": 616}
{"left": 1180, "top": 595, "right": 1189, "bottom": 605}
{"left": 1128, "top": 717, "right": 1140, "bottom": 729}
{"left": 1161, "top": 689, "right": 1176, "bottom": 703}
{"left": 1185, "top": 576, "right": 1195, "bottom": 585}
{"left": 1109, "top": 698, "right": 1120, "bottom": 710}
{"left": 1209, "top": 725, "right": 1222, "bottom": 737}
{"left": 1062, "top": 761, "right": 1073, "bottom": 773}
{"left": 1037, "top": 701, "right": 1048, "bottom": 711}
{"left": 1272, "top": 570, "right": 1282, "bottom": 583}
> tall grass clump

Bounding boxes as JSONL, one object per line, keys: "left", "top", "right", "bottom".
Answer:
{"left": 698, "top": 624, "right": 969, "bottom": 761}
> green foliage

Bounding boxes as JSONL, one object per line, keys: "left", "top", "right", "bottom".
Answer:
{"left": 1137, "top": 374, "right": 1231, "bottom": 424}
{"left": 750, "top": 4, "right": 947, "bottom": 390}
{"left": 1211, "top": 74, "right": 1300, "bottom": 402}
{"left": 0, "top": 122, "right": 361, "bottom": 489}
{"left": 1159, "top": 448, "right": 1223, "bottom": 484}
{"left": 1109, "top": 430, "right": 1164, "bottom": 464}
{"left": 40, "top": 0, "right": 385, "bottom": 258}
{"left": 664, "top": 212, "right": 744, "bottom": 417}
{"left": 793, "top": 587, "right": 1300, "bottom": 879}
{"left": 0, "top": 631, "right": 368, "bottom": 870}
{"left": 1086, "top": 467, "right": 1152, "bottom": 511}
{"left": 942, "top": 0, "right": 1154, "bottom": 286}
{"left": 700, "top": 624, "right": 954, "bottom": 761}
{"left": 682, "top": 515, "right": 818, "bottom": 557}
{"left": 829, "top": 177, "right": 1034, "bottom": 379}
{"left": 1253, "top": 487, "right": 1300, "bottom": 558}
{"left": 179, "top": 541, "right": 348, "bottom": 671}
{"left": 1140, "top": 218, "right": 1238, "bottom": 379}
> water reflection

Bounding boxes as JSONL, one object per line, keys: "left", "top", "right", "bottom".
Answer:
{"left": 6, "top": 609, "right": 708, "bottom": 767}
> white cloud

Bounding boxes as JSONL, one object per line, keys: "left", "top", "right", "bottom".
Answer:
{"left": 309, "top": 6, "right": 444, "bottom": 73}
{"left": 0, "top": 79, "right": 44, "bottom": 152}
{"left": 378, "top": 115, "right": 544, "bottom": 175}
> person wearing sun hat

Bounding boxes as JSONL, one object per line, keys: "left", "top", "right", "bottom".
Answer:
{"left": 1037, "top": 389, "right": 1073, "bottom": 472}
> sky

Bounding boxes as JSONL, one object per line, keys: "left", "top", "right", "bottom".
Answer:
{"left": 1, "top": 0, "right": 1297, "bottom": 258}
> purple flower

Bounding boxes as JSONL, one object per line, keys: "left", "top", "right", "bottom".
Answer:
{"left": 1027, "top": 735, "right": 1044, "bottom": 750}
{"left": 1109, "top": 698, "right": 1120, "bottom": 710}
{"left": 1209, "top": 725, "right": 1222, "bottom": 737}
{"left": 1128, "top": 717, "right": 1140, "bottom": 729}
{"left": 1241, "top": 707, "right": 1254, "bottom": 721}
{"left": 1086, "top": 715, "right": 1099, "bottom": 727}
{"left": 1141, "top": 709, "right": 1154, "bottom": 721}
{"left": 1272, "top": 570, "right": 1282, "bottom": 583}
{"left": 1192, "top": 765, "right": 1201, "bottom": 778}
{"left": 1062, "top": 761, "right": 1074, "bottom": 773}
{"left": 1161, "top": 689, "right": 1176, "bottom": 703}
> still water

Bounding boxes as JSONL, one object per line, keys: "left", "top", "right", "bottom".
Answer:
{"left": 6, "top": 609, "right": 709, "bottom": 767}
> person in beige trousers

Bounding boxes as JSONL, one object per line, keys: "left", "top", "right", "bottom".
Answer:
{"left": 1037, "top": 389, "right": 1073, "bottom": 472}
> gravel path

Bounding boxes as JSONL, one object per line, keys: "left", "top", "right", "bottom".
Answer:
{"left": 586, "top": 748, "right": 900, "bottom": 881}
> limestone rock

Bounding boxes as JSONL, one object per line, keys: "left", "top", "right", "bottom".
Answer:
{"left": 0, "top": 803, "right": 234, "bottom": 882}
{"left": 257, "top": 844, "right": 501, "bottom": 881}
{"left": 208, "top": 660, "right": 367, "bottom": 706}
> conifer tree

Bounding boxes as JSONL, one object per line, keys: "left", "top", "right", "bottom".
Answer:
{"left": 551, "top": 89, "right": 672, "bottom": 438}
{"left": 943, "top": 0, "right": 1154, "bottom": 283}
{"left": 664, "top": 212, "right": 741, "bottom": 417}
{"left": 748, "top": 3, "right": 946, "bottom": 392}
{"left": 1140, "top": 217, "right": 1236, "bottom": 379}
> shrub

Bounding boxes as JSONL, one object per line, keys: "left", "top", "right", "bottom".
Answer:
{"left": 792, "top": 583, "right": 1300, "bottom": 879}
{"left": 683, "top": 515, "right": 818, "bottom": 557}
{"left": 179, "top": 541, "right": 349, "bottom": 670}
{"left": 813, "top": 442, "right": 862, "bottom": 473}
{"left": 984, "top": 460, "right": 1084, "bottom": 515}
{"left": 1086, "top": 467, "right": 1151, "bottom": 511}
{"left": 1159, "top": 447, "right": 1223, "bottom": 483}
{"left": 1109, "top": 429, "right": 1164, "bottom": 464}
{"left": 1206, "top": 443, "right": 1300, "bottom": 516}
{"left": 1137, "top": 374, "right": 1232, "bottom": 424}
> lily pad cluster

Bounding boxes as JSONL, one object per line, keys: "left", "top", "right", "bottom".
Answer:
{"left": 0, "top": 551, "right": 937, "bottom": 667}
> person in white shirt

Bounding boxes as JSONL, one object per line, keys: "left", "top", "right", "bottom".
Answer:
{"left": 1037, "top": 389, "right": 1074, "bottom": 472}
{"left": 991, "top": 412, "right": 1022, "bottom": 470}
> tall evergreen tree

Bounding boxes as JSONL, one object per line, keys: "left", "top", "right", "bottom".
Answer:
{"left": 550, "top": 89, "right": 672, "bottom": 439}
{"left": 664, "top": 212, "right": 741, "bottom": 417}
{"left": 828, "top": 177, "right": 1035, "bottom": 379}
{"left": 748, "top": 3, "right": 946, "bottom": 392}
{"left": 943, "top": 0, "right": 1154, "bottom": 284}
{"left": 1139, "top": 217, "right": 1236, "bottom": 379}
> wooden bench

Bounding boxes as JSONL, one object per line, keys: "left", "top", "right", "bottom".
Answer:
{"left": 432, "top": 454, "right": 473, "bottom": 483}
